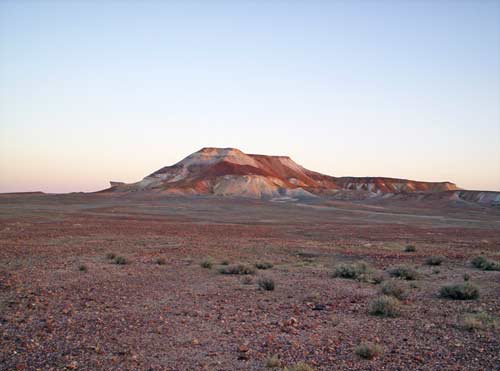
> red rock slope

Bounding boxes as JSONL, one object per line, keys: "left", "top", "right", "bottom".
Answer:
{"left": 105, "top": 147, "right": 460, "bottom": 199}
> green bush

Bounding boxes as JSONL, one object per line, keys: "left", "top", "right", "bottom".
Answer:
{"left": 258, "top": 277, "right": 275, "bottom": 291}
{"left": 370, "top": 271, "right": 385, "bottom": 284}
{"left": 461, "top": 312, "right": 497, "bottom": 331}
{"left": 106, "top": 252, "right": 116, "bottom": 260}
{"left": 471, "top": 256, "right": 500, "bottom": 271}
{"left": 265, "top": 354, "right": 281, "bottom": 368}
{"left": 355, "top": 342, "right": 382, "bottom": 359}
{"left": 113, "top": 256, "right": 128, "bottom": 265}
{"left": 369, "top": 295, "right": 400, "bottom": 317}
{"left": 200, "top": 258, "right": 213, "bottom": 269}
{"left": 78, "top": 264, "right": 88, "bottom": 272}
{"left": 380, "top": 281, "right": 407, "bottom": 300}
{"left": 439, "top": 283, "right": 479, "bottom": 300}
{"left": 255, "top": 262, "right": 274, "bottom": 270}
{"left": 388, "top": 265, "right": 418, "bottom": 280}
{"left": 283, "top": 362, "right": 316, "bottom": 371}
{"left": 404, "top": 245, "right": 416, "bottom": 252}
{"left": 425, "top": 256, "right": 444, "bottom": 266}
{"left": 218, "top": 264, "right": 256, "bottom": 275}
{"left": 332, "top": 262, "right": 371, "bottom": 280}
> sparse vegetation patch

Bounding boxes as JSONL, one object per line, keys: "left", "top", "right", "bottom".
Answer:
{"left": 440, "top": 283, "right": 479, "bottom": 300}
{"left": 200, "top": 258, "right": 213, "bottom": 269}
{"left": 255, "top": 262, "right": 274, "bottom": 270}
{"left": 265, "top": 354, "right": 281, "bottom": 368}
{"left": 282, "top": 361, "right": 316, "bottom": 371}
{"left": 471, "top": 256, "right": 500, "bottom": 271}
{"left": 355, "top": 342, "right": 382, "bottom": 359}
{"left": 113, "top": 256, "right": 128, "bottom": 265}
{"left": 461, "top": 312, "right": 498, "bottom": 331}
{"left": 332, "top": 262, "right": 372, "bottom": 281}
{"left": 369, "top": 295, "right": 400, "bottom": 317}
{"left": 218, "top": 264, "right": 256, "bottom": 275}
{"left": 425, "top": 256, "right": 444, "bottom": 266}
{"left": 258, "top": 277, "right": 275, "bottom": 291}
{"left": 380, "top": 281, "right": 407, "bottom": 300}
{"left": 388, "top": 265, "right": 418, "bottom": 280}
{"left": 404, "top": 245, "right": 416, "bottom": 252}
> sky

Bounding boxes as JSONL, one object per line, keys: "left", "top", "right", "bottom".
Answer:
{"left": 1, "top": 0, "right": 499, "bottom": 193}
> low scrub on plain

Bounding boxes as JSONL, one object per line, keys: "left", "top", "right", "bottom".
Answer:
{"left": 388, "top": 265, "right": 418, "bottom": 280}
{"left": 370, "top": 271, "right": 385, "bottom": 284}
{"left": 78, "top": 264, "right": 88, "bottom": 272}
{"left": 255, "top": 262, "right": 274, "bottom": 270}
{"left": 200, "top": 258, "right": 213, "bottom": 269}
{"left": 258, "top": 277, "right": 275, "bottom": 291}
{"left": 471, "top": 256, "right": 500, "bottom": 271}
{"left": 425, "top": 256, "right": 444, "bottom": 266}
{"left": 461, "top": 312, "right": 498, "bottom": 331}
{"left": 440, "top": 283, "right": 479, "bottom": 300}
{"left": 380, "top": 281, "right": 407, "bottom": 300}
{"left": 355, "top": 342, "right": 382, "bottom": 359}
{"left": 113, "top": 256, "right": 128, "bottom": 265}
{"left": 218, "top": 264, "right": 256, "bottom": 275}
{"left": 265, "top": 355, "right": 281, "bottom": 368}
{"left": 369, "top": 295, "right": 400, "bottom": 317}
{"left": 332, "top": 262, "right": 372, "bottom": 281}
{"left": 105, "top": 252, "right": 116, "bottom": 260}
{"left": 404, "top": 245, "right": 416, "bottom": 252}
{"left": 282, "top": 362, "right": 316, "bottom": 371}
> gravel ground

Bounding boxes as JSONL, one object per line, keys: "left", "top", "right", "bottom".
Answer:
{"left": 0, "top": 194, "right": 499, "bottom": 371}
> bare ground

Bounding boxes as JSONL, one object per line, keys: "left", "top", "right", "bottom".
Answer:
{"left": 0, "top": 194, "right": 499, "bottom": 371}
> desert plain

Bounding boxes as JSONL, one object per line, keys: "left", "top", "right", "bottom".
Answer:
{"left": 0, "top": 193, "right": 499, "bottom": 371}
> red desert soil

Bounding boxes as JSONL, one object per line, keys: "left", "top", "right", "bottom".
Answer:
{"left": 0, "top": 193, "right": 499, "bottom": 371}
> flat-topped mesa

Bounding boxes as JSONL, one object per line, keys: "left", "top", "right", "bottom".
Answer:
{"left": 106, "top": 147, "right": 466, "bottom": 200}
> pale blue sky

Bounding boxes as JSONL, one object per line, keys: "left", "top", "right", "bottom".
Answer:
{"left": 1, "top": 0, "right": 499, "bottom": 192}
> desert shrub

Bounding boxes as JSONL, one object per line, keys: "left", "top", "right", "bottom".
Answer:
{"left": 220, "top": 260, "right": 230, "bottom": 266}
{"left": 265, "top": 355, "right": 281, "bottom": 368}
{"left": 255, "top": 262, "right": 274, "bottom": 270}
{"left": 369, "top": 295, "right": 400, "bottom": 317}
{"left": 461, "top": 312, "right": 497, "bottom": 331}
{"left": 388, "top": 265, "right": 418, "bottom": 280}
{"left": 106, "top": 252, "right": 116, "bottom": 260}
{"left": 258, "top": 277, "right": 275, "bottom": 291}
{"left": 78, "top": 264, "right": 87, "bottom": 272}
{"left": 463, "top": 273, "right": 470, "bottom": 281}
{"left": 425, "top": 256, "right": 444, "bottom": 266}
{"left": 113, "top": 256, "right": 128, "bottom": 265}
{"left": 241, "top": 276, "right": 254, "bottom": 285}
{"left": 355, "top": 342, "right": 382, "bottom": 359}
{"left": 155, "top": 257, "right": 166, "bottom": 265}
{"left": 471, "top": 256, "right": 500, "bottom": 271}
{"left": 218, "top": 264, "right": 256, "bottom": 275}
{"left": 404, "top": 245, "right": 416, "bottom": 252}
{"left": 440, "top": 283, "right": 479, "bottom": 300}
{"left": 283, "top": 362, "right": 316, "bottom": 371}
{"left": 200, "top": 258, "right": 213, "bottom": 269}
{"left": 370, "top": 271, "right": 385, "bottom": 284}
{"left": 380, "top": 281, "right": 407, "bottom": 300}
{"left": 332, "top": 262, "right": 372, "bottom": 280}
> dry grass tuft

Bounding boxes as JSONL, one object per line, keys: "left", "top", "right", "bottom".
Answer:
{"left": 369, "top": 295, "right": 400, "bottom": 317}
{"left": 355, "top": 342, "right": 382, "bottom": 359}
